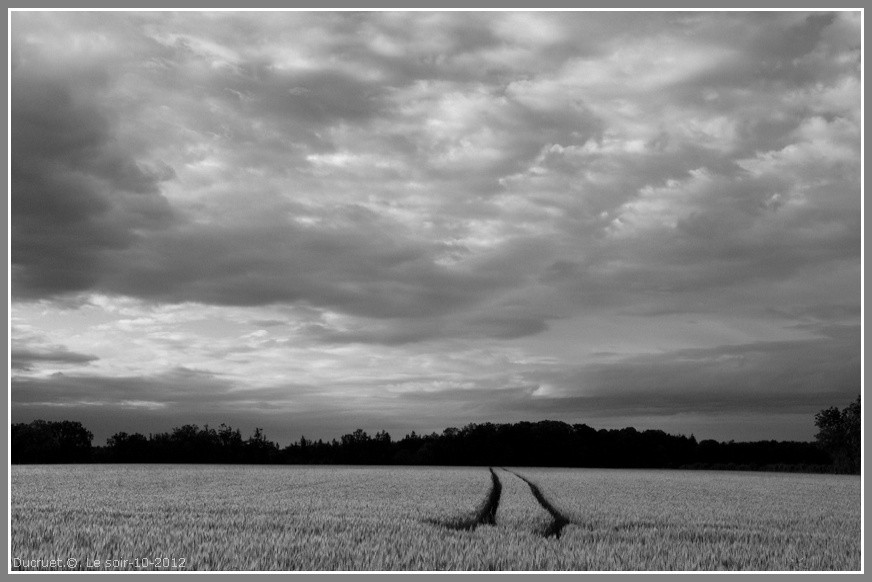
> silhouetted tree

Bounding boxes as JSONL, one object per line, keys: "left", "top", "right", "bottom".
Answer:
{"left": 11, "top": 420, "right": 93, "bottom": 463}
{"left": 815, "top": 394, "right": 861, "bottom": 474}
{"left": 246, "top": 427, "right": 279, "bottom": 463}
{"left": 106, "top": 432, "right": 149, "bottom": 462}
{"left": 218, "top": 423, "right": 244, "bottom": 462}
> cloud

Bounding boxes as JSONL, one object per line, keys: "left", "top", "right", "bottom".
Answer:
{"left": 12, "top": 13, "right": 859, "bottom": 322}
{"left": 305, "top": 312, "right": 550, "bottom": 346}
{"left": 513, "top": 330, "right": 861, "bottom": 417}
{"left": 12, "top": 367, "right": 267, "bottom": 407}
{"left": 11, "top": 17, "right": 176, "bottom": 299}
{"left": 10, "top": 12, "right": 861, "bottom": 442}
{"left": 11, "top": 348, "right": 99, "bottom": 372}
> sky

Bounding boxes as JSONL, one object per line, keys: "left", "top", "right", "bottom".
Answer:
{"left": 10, "top": 11, "right": 862, "bottom": 446}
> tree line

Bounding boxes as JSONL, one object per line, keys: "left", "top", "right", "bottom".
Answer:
{"left": 11, "top": 395, "right": 860, "bottom": 473}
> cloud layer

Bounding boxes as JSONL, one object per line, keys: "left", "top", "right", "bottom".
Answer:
{"left": 11, "top": 11, "right": 861, "bottom": 444}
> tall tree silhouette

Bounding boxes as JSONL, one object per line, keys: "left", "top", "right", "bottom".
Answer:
{"left": 815, "top": 394, "right": 861, "bottom": 474}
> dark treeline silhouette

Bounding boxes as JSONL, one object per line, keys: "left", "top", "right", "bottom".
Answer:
{"left": 278, "top": 422, "right": 835, "bottom": 472}
{"left": 101, "top": 424, "right": 279, "bottom": 464}
{"left": 11, "top": 417, "right": 847, "bottom": 473}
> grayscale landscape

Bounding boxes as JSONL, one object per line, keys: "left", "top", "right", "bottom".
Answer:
{"left": 10, "top": 10, "right": 861, "bottom": 572}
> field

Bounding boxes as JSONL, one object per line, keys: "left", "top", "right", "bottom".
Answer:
{"left": 10, "top": 465, "right": 861, "bottom": 571}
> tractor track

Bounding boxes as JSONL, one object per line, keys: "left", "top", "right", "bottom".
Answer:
{"left": 428, "top": 467, "right": 502, "bottom": 531}
{"left": 504, "top": 468, "right": 571, "bottom": 539}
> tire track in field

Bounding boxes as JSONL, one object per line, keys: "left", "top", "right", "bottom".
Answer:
{"left": 476, "top": 468, "right": 502, "bottom": 526}
{"left": 504, "top": 469, "right": 571, "bottom": 539}
{"left": 427, "top": 467, "right": 502, "bottom": 531}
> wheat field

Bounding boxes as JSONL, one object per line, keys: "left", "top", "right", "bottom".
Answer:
{"left": 9, "top": 465, "right": 861, "bottom": 571}
{"left": 513, "top": 467, "right": 861, "bottom": 571}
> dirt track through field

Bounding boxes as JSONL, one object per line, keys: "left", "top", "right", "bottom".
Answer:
{"left": 505, "top": 469, "right": 571, "bottom": 539}
{"left": 428, "top": 467, "right": 502, "bottom": 531}
{"left": 476, "top": 468, "right": 502, "bottom": 526}
{"left": 426, "top": 467, "right": 570, "bottom": 538}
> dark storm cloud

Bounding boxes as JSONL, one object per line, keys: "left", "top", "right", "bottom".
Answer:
{"left": 11, "top": 25, "right": 176, "bottom": 299}
{"left": 101, "top": 218, "right": 531, "bottom": 322}
{"left": 10, "top": 367, "right": 315, "bottom": 409}
{"left": 520, "top": 331, "right": 859, "bottom": 417}
{"left": 11, "top": 348, "right": 99, "bottom": 372}
{"left": 306, "top": 312, "right": 550, "bottom": 346}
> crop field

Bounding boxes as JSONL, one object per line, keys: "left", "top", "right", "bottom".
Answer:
{"left": 513, "top": 468, "right": 861, "bottom": 571}
{"left": 10, "top": 465, "right": 861, "bottom": 571}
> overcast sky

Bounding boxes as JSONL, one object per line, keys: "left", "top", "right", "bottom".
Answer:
{"left": 11, "top": 11, "right": 861, "bottom": 445}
